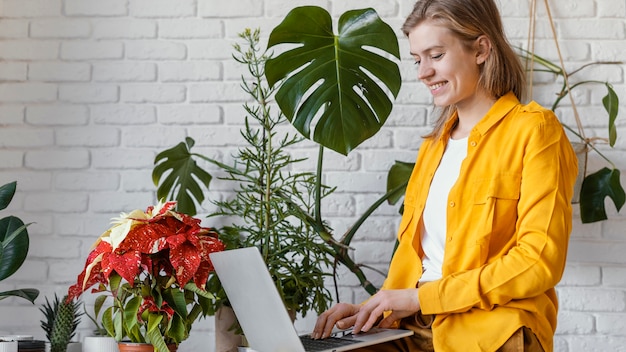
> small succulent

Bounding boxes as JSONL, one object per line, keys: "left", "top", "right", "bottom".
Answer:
{"left": 40, "top": 294, "right": 82, "bottom": 352}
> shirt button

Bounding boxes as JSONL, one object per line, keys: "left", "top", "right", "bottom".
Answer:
{"left": 449, "top": 202, "right": 455, "bottom": 207}
{"left": 470, "top": 141, "right": 477, "bottom": 147}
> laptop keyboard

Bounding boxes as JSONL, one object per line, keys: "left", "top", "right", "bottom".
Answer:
{"left": 300, "top": 335, "right": 360, "bottom": 352}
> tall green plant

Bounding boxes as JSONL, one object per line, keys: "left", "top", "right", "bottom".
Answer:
{"left": 154, "top": 7, "right": 403, "bottom": 298}
{"left": 0, "top": 181, "right": 38, "bottom": 303}
{"left": 154, "top": 28, "right": 335, "bottom": 315}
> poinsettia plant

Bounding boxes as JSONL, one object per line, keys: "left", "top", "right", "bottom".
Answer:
{"left": 67, "top": 201, "right": 225, "bottom": 352}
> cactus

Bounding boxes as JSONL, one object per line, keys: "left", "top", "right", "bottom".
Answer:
{"left": 40, "top": 294, "right": 82, "bottom": 352}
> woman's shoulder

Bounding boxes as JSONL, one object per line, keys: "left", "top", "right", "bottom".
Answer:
{"left": 514, "top": 100, "right": 559, "bottom": 123}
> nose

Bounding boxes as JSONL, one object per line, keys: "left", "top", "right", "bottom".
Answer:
{"left": 418, "top": 62, "right": 434, "bottom": 81}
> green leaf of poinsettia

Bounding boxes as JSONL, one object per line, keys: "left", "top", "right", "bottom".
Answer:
{"left": 266, "top": 6, "right": 401, "bottom": 155}
{"left": 602, "top": 83, "right": 619, "bottom": 147}
{"left": 153, "top": 137, "right": 212, "bottom": 216}
{"left": 580, "top": 167, "right": 626, "bottom": 223}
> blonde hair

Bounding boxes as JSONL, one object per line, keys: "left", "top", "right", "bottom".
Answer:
{"left": 402, "top": 0, "right": 525, "bottom": 139}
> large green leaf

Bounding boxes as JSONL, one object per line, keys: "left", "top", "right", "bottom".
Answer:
{"left": 580, "top": 167, "right": 626, "bottom": 223}
{"left": 0, "top": 216, "right": 29, "bottom": 281}
{"left": 386, "top": 161, "right": 414, "bottom": 206}
{"left": 265, "top": 6, "right": 401, "bottom": 155}
{"left": 153, "top": 137, "right": 212, "bottom": 216}
{"left": 0, "top": 182, "right": 16, "bottom": 211}
{"left": 602, "top": 83, "right": 619, "bottom": 147}
{"left": 0, "top": 288, "right": 39, "bottom": 302}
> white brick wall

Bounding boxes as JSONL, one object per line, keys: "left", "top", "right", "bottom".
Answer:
{"left": 1, "top": 1, "right": 625, "bottom": 351}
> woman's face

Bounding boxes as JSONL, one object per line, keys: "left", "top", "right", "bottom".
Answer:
{"left": 408, "top": 21, "right": 486, "bottom": 110}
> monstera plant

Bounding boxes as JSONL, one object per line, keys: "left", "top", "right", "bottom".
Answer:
{"left": 0, "top": 181, "right": 39, "bottom": 303}
{"left": 265, "top": 6, "right": 401, "bottom": 155}
{"left": 153, "top": 6, "right": 402, "bottom": 301}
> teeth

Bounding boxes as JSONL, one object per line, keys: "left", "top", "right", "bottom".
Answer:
{"left": 429, "top": 82, "right": 445, "bottom": 90}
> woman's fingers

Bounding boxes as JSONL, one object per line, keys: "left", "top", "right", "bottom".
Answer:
{"left": 312, "top": 303, "right": 359, "bottom": 339}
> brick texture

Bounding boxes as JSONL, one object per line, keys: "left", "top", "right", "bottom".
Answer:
{"left": 0, "top": 1, "right": 625, "bottom": 351}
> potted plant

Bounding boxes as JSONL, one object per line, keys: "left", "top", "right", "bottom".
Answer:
{"left": 0, "top": 181, "right": 39, "bottom": 304}
{"left": 153, "top": 6, "right": 402, "bottom": 315}
{"left": 66, "top": 201, "right": 225, "bottom": 352}
{"left": 82, "top": 299, "right": 118, "bottom": 352}
{"left": 40, "top": 294, "right": 82, "bottom": 352}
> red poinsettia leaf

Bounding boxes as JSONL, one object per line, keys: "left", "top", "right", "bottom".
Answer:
{"left": 67, "top": 241, "right": 113, "bottom": 300}
{"left": 197, "top": 236, "right": 226, "bottom": 260}
{"left": 108, "top": 250, "right": 142, "bottom": 285}
{"left": 120, "top": 223, "right": 171, "bottom": 253}
{"left": 169, "top": 242, "right": 201, "bottom": 287}
{"left": 166, "top": 233, "right": 187, "bottom": 250}
{"left": 192, "top": 260, "right": 212, "bottom": 290}
{"left": 176, "top": 212, "right": 202, "bottom": 228}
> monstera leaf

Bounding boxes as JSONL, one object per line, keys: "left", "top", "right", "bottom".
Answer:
{"left": 580, "top": 167, "right": 626, "bottom": 223}
{"left": 153, "top": 137, "right": 212, "bottom": 216}
{"left": 265, "top": 6, "right": 401, "bottom": 155}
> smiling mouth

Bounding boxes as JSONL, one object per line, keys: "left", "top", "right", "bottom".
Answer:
{"left": 429, "top": 82, "right": 447, "bottom": 90}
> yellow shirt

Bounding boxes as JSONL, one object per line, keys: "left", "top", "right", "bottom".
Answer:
{"left": 382, "top": 92, "right": 578, "bottom": 352}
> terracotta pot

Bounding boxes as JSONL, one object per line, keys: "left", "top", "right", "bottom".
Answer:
{"left": 117, "top": 342, "right": 177, "bottom": 352}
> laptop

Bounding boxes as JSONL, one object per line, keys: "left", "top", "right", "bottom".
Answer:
{"left": 209, "top": 247, "right": 414, "bottom": 352}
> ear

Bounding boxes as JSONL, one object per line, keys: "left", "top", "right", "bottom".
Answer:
{"left": 475, "top": 35, "right": 492, "bottom": 65}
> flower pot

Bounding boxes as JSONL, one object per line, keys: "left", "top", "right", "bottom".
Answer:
{"left": 0, "top": 341, "right": 17, "bottom": 352}
{"left": 117, "top": 342, "right": 177, "bottom": 352}
{"left": 215, "top": 306, "right": 242, "bottom": 352}
{"left": 84, "top": 336, "right": 119, "bottom": 352}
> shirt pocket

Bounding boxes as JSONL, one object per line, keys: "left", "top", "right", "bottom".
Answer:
{"left": 473, "top": 174, "right": 521, "bottom": 205}
{"left": 470, "top": 174, "right": 521, "bottom": 263}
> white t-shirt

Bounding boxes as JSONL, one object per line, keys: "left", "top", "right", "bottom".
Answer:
{"left": 420, "top": 137, "right": 468, "bottom": 283}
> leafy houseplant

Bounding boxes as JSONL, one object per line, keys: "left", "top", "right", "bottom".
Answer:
{"left": 66, "top": 201, "right": 225, "bottom": 352}
{"left": 0, "top": 181, "right": 39, "bottom": 304}
{"left": 40, "top": 294, "right": 82, "bottom": 352}
{"left": 153, "top": 6, "right": 402, "bottom": 303}
{"left": 155, "top": 28, "right": 335, "bottom": 318}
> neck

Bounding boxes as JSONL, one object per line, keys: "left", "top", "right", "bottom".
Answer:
{"left": 453, "top": 93, "right": 497, "bottom": 139}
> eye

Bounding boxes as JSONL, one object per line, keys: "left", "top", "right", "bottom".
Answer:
{"left": 432, "top": 53, "right": 444, "bottom": 60}
{"left": 414, "top": 60, "right": 421, "bottom": 66}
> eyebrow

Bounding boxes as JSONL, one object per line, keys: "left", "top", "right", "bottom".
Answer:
{"left": 410, "top": 45, "right": 445, "bottom": 57}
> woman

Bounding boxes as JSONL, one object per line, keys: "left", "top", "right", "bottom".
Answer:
{"left": 312, "top": 0, "right": 578, "bottom": 351}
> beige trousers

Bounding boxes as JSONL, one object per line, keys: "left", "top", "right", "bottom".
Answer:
{"left": 353, "top": 313, "right": 544, "bottom": 352}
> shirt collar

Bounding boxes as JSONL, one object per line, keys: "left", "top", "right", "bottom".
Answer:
{"left": 441, "top": 92, "right": 520, "bottom": 140}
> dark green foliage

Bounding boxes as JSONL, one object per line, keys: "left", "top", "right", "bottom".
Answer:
{"left": 0, "top": 181, "right": 39, "bottom": 303}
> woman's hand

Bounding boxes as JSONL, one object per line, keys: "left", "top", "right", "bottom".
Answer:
{"left": 353, "top": 288, "right": 421, "bottom": 334}
{"left": 312, "top": 302, "right": 360, "bottom": 339}
{"left": 312, "top": 289, "right": 420, "bottom": 339}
